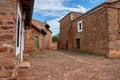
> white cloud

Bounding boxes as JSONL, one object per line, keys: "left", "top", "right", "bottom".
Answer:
{"left": 33, "top": 0, "right": 88, "bottom": 35}
{"left": 34, "top": 0, "right": 87, "bottom": 16}
{"left": 89, "top": 0, "right": 99, "bottom": 3}
{"left": 47, "top": 18, "right": 61, "bottom": 35}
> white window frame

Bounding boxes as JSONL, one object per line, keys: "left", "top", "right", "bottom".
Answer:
{"left": 16, "top": 3, "right": 22, "bottom": 56}
{"left": 77, "top": 20, "right": 82, "bottom": 32}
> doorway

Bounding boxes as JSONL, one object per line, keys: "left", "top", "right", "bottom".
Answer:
{"left": 34, "top": 36, "right": 39, "bottom": 51}
{"left": 66, "top": 40, "right": 68, "bottom": 49}
{"left": 76, "top": 39, "right": 80, "bottom": 49}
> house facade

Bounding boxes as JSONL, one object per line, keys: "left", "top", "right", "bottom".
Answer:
{"left": 24, "top": 20, "right": 52, "bottom": 53}
{"left": 59, "top": 0, "right": 120, "bottom": 58}
{"left": 0, "top": 0, "right": 34, "bottom": 79}
{"left": 59, "top": 12, "right": 82, "bottom": 50}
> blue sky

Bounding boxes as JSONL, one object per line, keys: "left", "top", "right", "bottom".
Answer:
{"left": 33, "top": 0, "right": 106, "bottom": 35}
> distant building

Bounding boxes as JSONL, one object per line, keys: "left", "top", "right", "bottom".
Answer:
{"left": 51, "top": 41, "right": 59, "bottom": 50}
{"left": 59, "top": 0, "right": 120, "bottom": 58}
{"left": 24, "top": 19, "right": 52, "bottom": 53}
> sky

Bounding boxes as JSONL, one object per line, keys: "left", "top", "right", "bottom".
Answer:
{"left": 33, "top": 0, "right": 106, "bottom": 35}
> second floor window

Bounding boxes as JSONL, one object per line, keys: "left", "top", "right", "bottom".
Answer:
{"left": 78, "top": 21, "right": 82, "bottom": 32}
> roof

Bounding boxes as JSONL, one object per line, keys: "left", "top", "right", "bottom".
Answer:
{"left": 76, "top": 0, "right": 119, "bottom": 19}
{"left": 107, "top": 0, "right": 119, "bottom": 3}
{"left": 32, "top": 24, "right": 47, "bottom": 35}
{"left": 59, "top": 0, "right": 119, "bottom": 22}
{"left": 32, "top": 19, "right": 52, "bottom": 33}
{"left": 20, "top": 0, "right": 34, "bottom": 29}
{"left": 59, "top": 12, "right": 83, "bottom": 22}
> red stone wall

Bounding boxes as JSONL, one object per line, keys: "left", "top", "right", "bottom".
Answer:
{"left": 107, "top": 1, "right": 120, "bottom": 58}
{"left": 60, "top": 12, "right": 82, "bottom": 49}
{"left": 24, "top": 29, "right": 34, "bottom": 53}
{"left": 71, "top": 7, "right": 109, "bottom": 55}
{"left": 60, "top": 1, "right": 120, "bottom": 58}
{"left": 0, "top": 0, "right": 19, "bottom": 79}
{"left": 45, "top": 30, "right": 52, "bottom": 49}
{"left": 24, "top": 20, "right": 52, "bottom": 53}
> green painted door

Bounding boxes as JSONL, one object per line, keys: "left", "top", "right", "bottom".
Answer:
{"left": 34, "top": 36, "right": 38, "bottom": 51}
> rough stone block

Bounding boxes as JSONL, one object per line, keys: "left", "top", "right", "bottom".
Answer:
{"left": 0, "top": 47, "right": 7, "bottom": 52}
{"left": 4, "top": 65, "right": 15, "bottom": 70}
{"left": 0, "top": 35, "right": 13, "bottom": 40}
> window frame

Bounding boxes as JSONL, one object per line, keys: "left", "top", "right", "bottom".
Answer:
{"left": 16, "top": 2, "right": 22, "bottom": 56}
{"left": 77, "top": 20, "right": 82, "bottom": 32}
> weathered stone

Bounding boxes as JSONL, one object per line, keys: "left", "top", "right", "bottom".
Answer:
{"left": 0, "top": 70, "right": 13, "bottom": 78}
{"left": 0, "top": 35, "right": 13, "bottom": 40}
{"left": 1, "top": 26, "right": 9, "bottom": 30}
{"left": 19, "top": 62, "right": 31, "bottom": 69}
{"left": 4, "top": 65, "right": 15, "bottom": 70}
{"left": 0, "top": 12, "right": 6, "bottom": 15}
{"left": 7, "top": 21, "right": 14, "bottom": 25}
{"left": 0, "top": 20, "right": 3, "bottom": 25}
{"left": 9, "top": 26, "right": 14, "bottom": 29}
{"left": 0, "top": 47, "right": 7, "bottom": 52}
{"left": 10, "top": 48, "right": 13, "bottom": 53}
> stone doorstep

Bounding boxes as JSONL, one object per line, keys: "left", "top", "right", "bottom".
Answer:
{"left": 18, "top": 62, "right": 31, "bottom": 69}
{"left": 0, "top": 70, "right": 14, "bottom": 78}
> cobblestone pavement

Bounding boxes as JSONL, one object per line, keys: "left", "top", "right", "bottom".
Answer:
{"left": 29, "top": 50, "right": 120, "bottom": 80}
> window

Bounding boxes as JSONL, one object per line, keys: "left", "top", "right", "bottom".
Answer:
{"left": 17, "top": 20, "right": 20, "bottom": 47}
{"left": 78, "top": 21, "right": 82, "bottom": 32}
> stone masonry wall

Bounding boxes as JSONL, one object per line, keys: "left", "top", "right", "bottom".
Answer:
{"left": 45, "top": 30, "right": 52, "bottom": 49}
{"left": 60, "top": 12, "right": 82, "bottom": 49}
{"left": 107, "top": 1, "right": 120, "bottom": 58}
{"left": 70, "top": 7, "right": 109, "bottom": 56}
{"left": 60, "top": 1, "right": 120, "bottom": 58}
{"left": 60, "top": 14, "right": 71, "bottom": 49}
{"left": 24, "top": 29, "right": 34, "bottom": 53}
{"left": 32, "top": 20, "right": 52, "bottom": 50}
{"left": 0, "top": 0, "right": 19, "bottom": 79}
{"left": 24, "top": 20, "right": 52, "bottom": 53}
{"left": 24, "top": 27, "right": 43, "bottom": 53}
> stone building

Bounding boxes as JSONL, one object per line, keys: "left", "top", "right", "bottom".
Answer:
{"left": 59, "top": 0, "right": 120, "bottom": 58}
{"left": 59, "top": 12, "right": 82, "bottom": 50}
{"left": 0, "top": 0, "right": 34, "bottom": 79}
{"left": 24, "top": 19, "right": 52, "bottom": 53}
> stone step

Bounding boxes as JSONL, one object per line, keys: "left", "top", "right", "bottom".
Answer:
{"left": 0, "top": 70, "right": 14, "bottom": 78}
{"left": 18, "top": 62, "right": 31, "bottom": 77}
